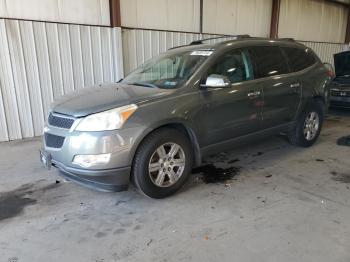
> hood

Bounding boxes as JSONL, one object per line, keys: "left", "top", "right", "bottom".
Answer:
{"left": 52, "top": 83, "right": 173, "bottom": 117}
{"left": 334, "top": 51, "right": 350, "bottom": 77}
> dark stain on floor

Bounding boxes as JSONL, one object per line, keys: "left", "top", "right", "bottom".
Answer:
{"left": 331, "top": 171, "right": 350, "bottom": 184}
{"left": 95, "top": 232, "right": 107, "bottom": 238}
{"left": 337, "top": 136, "right": 350, "bottom": 146}
{"left": 192, "top": 164, "right": 240, "bottom": 184}
{"left": 0, "top": 184, "right": 37, "bottom": 221}
{"left": 326, "top": 117, "right": 341, "bottom": 122}
{"left": 0, "top": 182, "right": 60, "bottom": 221}
{"left": 227, "top": 158, "right": 240, "bottom": 164}
{"left": 252, "top": 152, "right": 264, "bottom": 157}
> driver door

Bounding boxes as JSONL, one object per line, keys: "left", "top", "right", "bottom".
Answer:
{"left": 200, "top": 48, "right": 263, "bottom": 147}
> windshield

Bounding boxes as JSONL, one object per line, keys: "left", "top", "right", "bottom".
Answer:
{"left": 121, "top": 50, "right": 212, "bottom": 89}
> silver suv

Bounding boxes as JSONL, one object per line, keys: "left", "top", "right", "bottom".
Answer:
{"left": 40, "top": 36, "right": 331, "bottom": 198}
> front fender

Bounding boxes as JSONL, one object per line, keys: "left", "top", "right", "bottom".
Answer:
{"left": 126, "top": 118, "right": 201, "bottom": 167}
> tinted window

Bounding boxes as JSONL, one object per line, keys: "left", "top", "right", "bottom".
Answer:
{"left": 282, "top": 47, "right": 316, "bottom": 72}
{"left": 207, "top": 49, "right": 254, "bottom": 83}
{"left": 251, "top": 46, "right": 289, "bottom": 78}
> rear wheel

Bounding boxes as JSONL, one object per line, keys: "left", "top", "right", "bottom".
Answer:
{"left": 131, "top": 128, "right": 193, "bottom": 199}
{"left": 288, "top": 101, "right": 324, "bottom": 147}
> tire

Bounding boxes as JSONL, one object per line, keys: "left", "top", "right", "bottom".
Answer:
{"left": 288, "top": 100, "right": 324, "bottom": 147}
{"left": 131, "top": 127, "right": 194, "bottom": 199}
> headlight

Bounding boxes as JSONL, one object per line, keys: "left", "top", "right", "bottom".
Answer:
{"left": 75, "top": 104, "right": 137, "bottom": 131}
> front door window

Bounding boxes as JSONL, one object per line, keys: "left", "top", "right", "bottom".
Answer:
{"left": 207, "top": 50, "right": 254, "bottom": 84}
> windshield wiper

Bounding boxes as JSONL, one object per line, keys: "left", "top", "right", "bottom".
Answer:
{"left": 131, "top": 82, "right": 158, "bottom": 88}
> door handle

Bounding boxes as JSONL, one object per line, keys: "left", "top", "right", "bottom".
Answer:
{"left": 247, "top": 91, "right": 261, "bottom": 97}
{"left": 290, "top": 82, "right": 301, "bottom": 88}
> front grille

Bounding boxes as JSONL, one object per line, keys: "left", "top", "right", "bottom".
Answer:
{"left": 331, "top": 90, "right": 350, "bottom": 97}
{"left": 48, "top": 113, "right": 74, "bottom": 129}
{"left": 45, "top": 133, "right": 65, "bottom": 148}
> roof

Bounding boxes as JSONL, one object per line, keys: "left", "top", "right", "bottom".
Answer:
{"left": 168, "top": 35, "right": 303, "bottom": 53}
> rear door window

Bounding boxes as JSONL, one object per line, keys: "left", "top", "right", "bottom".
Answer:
{"left": 282, "top": 47, "right": 316, "bottom": 72}
{"left": 250, "top": 46, "right": 289, "bottom": 78}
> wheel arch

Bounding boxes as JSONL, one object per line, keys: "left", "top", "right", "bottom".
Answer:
{"left": 129, "top": 121, "right": 202, "bottom": 169}
{"left": 312, "top": 95, "right": 325, "bottom": 105}
{"left": 311, "top": 95, "right": 326, "bottom": 114}
{"left": 297, "top": 94, "right": 326, "bottom": 118}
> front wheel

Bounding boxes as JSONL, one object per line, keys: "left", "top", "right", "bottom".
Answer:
{"left": 288, "top": 101, "right": 324, "bottom": 147}
{"left": 131, "top": 128, "right": 194, "bottom": 199}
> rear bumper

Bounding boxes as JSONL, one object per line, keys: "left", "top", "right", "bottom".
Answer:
{"left": 52, "top": 159, "right": 130, "bottom": 192}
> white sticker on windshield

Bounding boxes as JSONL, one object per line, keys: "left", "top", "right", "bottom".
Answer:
{"left": 190, "top": 50, "right": 213, "bottom": 56}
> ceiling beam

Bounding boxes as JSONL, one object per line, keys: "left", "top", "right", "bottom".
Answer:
{"left": 109, "top": 0, "right": 121, "bottom": 28}
{"left": 270, "top": 0, "right": 281, "bottom": 38}
{"left": 345, "top": 4, "right": 350, "bottom": 43}
{"left": 199, "top": 0, "right": 203, "bottom": 34}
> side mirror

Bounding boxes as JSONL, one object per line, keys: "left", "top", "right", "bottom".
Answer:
{"left": 200, "top": 74, "right": 231, "bottom": 88}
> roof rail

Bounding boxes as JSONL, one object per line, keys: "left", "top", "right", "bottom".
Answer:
{"left": 168, "top": 44, "right": 191, "bottom": 50}
{"left": 190, "top": 35, "right": 250, "bottom": 45}
{"left": 278, "top": 38, "right": 295, "bottom": 41}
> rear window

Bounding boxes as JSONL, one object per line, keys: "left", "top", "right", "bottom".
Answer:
{"left": 282, "top": 47, "right": 316, "bottom": 72}
{"left": 250, "top": 46, "right": 289, "bottom": 78}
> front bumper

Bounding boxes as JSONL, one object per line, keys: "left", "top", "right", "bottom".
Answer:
{"left": 53, "top": 158, "right": 130, "bottom": 192}
{"left": 41, "top": 113, "right": 147, "bottom": 192}
{"left": 40, "top": 148, "right": 132, "bottom": 192}
{"left": 330, "top": 96, "right": 350, "bottom": 108}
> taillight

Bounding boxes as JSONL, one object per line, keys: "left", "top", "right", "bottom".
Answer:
{"left": 322, "top": 63, "right": 335, "bottom": 79}
{"left": 326, "top": 69, "right": 335, "bottom": 78}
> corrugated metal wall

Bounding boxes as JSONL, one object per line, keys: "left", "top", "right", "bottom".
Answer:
{"left": 300, "top": 41, "right": 347, "bottom": 67}
{"left": 122, "top": 29, "right": 237, "bottom": 74}
{"left": 279, "top": 0, "right": 348, "bottom": 43}
{"left": 0, "top": 19, "right": 124, "bottom": 142}
{"left": 203, "top": 0, "right": 273, "bottom": 37}
{"left": 0, "top": 0, "right": 110, "bottom": 26}
{"left": 122, "top": 28, "right": 348, "bottom": 74}
{"left": 120, "top": 0, "right": 200, "bottom": 33}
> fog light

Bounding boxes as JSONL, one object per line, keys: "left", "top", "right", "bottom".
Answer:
{"left": 73, "top": 153, "right": 111, "bottom": 168}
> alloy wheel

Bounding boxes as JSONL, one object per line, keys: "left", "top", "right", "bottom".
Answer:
{"left": 303, "top": 111, "right": 320, "bottom": 141}
{"left": 148, "top": 143, "right": 186, "bottom": 188}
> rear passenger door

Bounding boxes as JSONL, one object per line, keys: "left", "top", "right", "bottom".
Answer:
{"left": 250, "top": 46, "right": 302, "bottom": 129}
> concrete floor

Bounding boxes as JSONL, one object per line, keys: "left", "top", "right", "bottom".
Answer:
{"left": 0, "top": 109, "right": 350, "bottom": 262}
